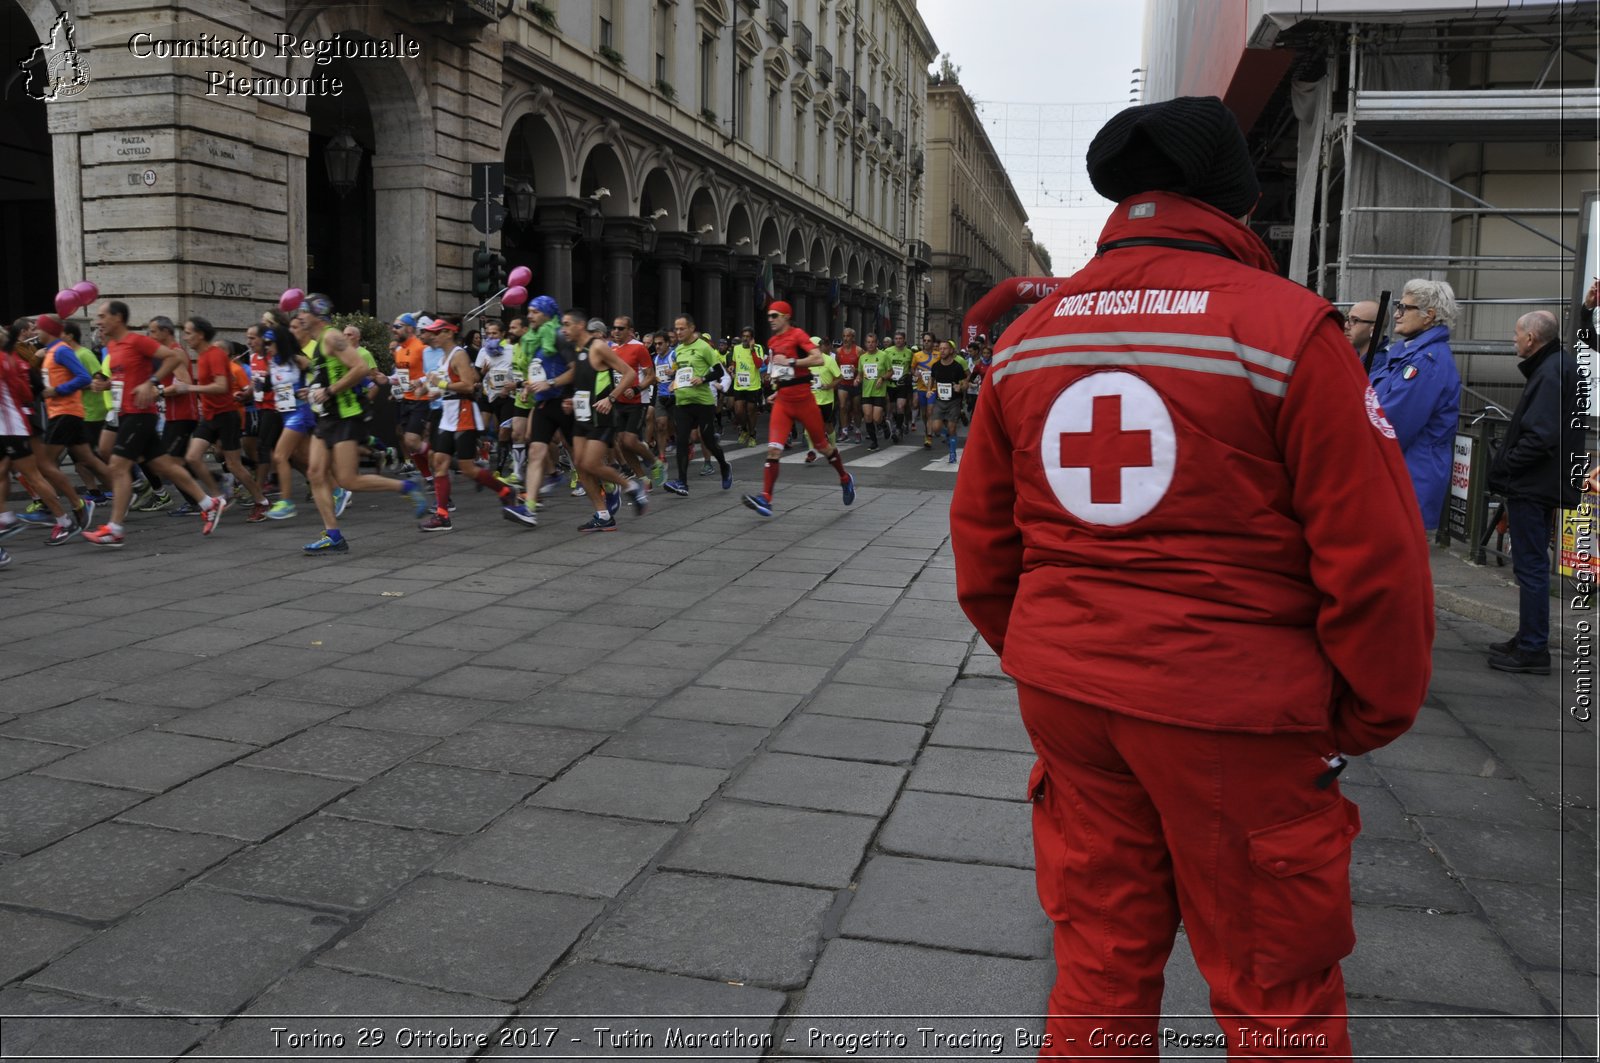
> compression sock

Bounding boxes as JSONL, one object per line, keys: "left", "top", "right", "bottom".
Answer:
{"left": 763, "top": 459, "right": 780, "bottom": 498}
{"left": 512, "top": 444, "right": 527, "bottom": 481}
{"left": 472, "top": 466, "right": 513, "bottom": 500}
{"left": 828, "top": 451, "right": 848, "bottom": 481}
{"left": 866, "top": 423, "right": 877, "bottom": 445}
{"left": 433, "top": 473, "right": 451, "bottom": 515}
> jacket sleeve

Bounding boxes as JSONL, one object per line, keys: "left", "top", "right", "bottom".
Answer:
{"left": 53, "top": 348, "right": 91, "bottom": 395}
{"left": 1496, "top": 371, "right": 1558, "bottom": 475}
{"left": 1370, "top": 349, "right": 1446, "bottom": 452}
{"left": 1278, "top": 322, "right": 1435, "bottom": 755}
{"left": 950, "top": 382, "right": 1023, "bottom": 657}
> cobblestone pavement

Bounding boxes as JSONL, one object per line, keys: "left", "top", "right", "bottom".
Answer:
{"left": 0, "top": 467, "right": 1594, "bottom": 1060}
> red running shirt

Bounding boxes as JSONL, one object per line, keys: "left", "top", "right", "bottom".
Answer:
{"left": 105, "top": 332, "right": 164, "bottom": 415}
{"left": 613, "top": 340, "right": 651, "bottom": 404}
{"left": 161, "top": 352, "right": 200, "bottom": 422}
{"left": 767, "top": 326, "right": 818, "bottom": 384}
{"left": 195, "top": 345, "right": 240, "bottom": 420}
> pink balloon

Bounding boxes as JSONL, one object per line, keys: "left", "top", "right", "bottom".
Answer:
{"left": 507, "top": 266, "right": 532, "bottom": 289}
{"left": 502, "top": 285, "right": 528, "bottom": 308}
{"left": 72, "top": 281, "right": 99, "bottom": 304}
{"left": 55, "top": 289, "right": 80, "bottom": 318}
{"left": 278, "top": 288, "right": 304, "bottom": 313}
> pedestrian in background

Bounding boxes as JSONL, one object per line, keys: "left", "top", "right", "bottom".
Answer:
{"left": 951, "top": 95, "right": 1433, "bottom": 1056}
{"left": 1486, "top": 309, "right": 1581, "bottom": 675}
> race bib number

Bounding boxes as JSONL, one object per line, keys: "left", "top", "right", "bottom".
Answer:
{"left": 811, "top": 374, "right": 824, "bottom": 391}
{"left": 937, "top": 383, "right": 954, "bottom": 401}
{"left": 891, "top": 365, "right": 905, "bottom": 382}
{"left": 525, "top": 362, "right": 547, "bottom": 386}
{"left": 771, "top": 364, "right": 794, "bottom": 381}
{"left": 488, "top": 369, "right": 509, "bottom": 390}
{"left": 864, "top": 363, "right": 880, "bottom": 380}
{"left": 392, "top": 369, "right": 410, "bottom": 399}
{"left": 674, "top": 366, "right": 694, "bottom": 389}
{"left": 574, "top": 390, "right": 592, "bottom": 422}
{"left": 840, "top": 365, "right": 856, "bottom": 380}
{"left": 918, "top": 369, "right": 932, "bottom": 386}
{"left": 274, "top": 382, "right": 297, "bottom": 409}
{"left": 110, "top": 380, "right": 125, "bottom": 412}
{"left": 736, "top": 371, "right": 751, "bottom": 389}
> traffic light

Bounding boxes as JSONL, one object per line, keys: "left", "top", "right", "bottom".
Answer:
{"left": 472, "top": 248, "right": 494, "bottom": 297}
{"left": 490, "top": 251, "right": 506, "bottom": 293}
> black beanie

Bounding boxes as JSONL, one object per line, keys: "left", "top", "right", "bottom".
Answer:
{"left": 1086, "top": 96, "right": 1260, "bottom": 217}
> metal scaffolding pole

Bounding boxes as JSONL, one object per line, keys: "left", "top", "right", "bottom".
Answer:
{"left": 1335, "top": 24, "right": 1360, "bottom": 302}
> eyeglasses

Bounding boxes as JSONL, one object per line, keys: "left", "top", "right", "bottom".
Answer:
{"left": 1395, "top": 304, "right": 1421, "bottom": 316}
{"left": 1344, "top": 316, "right": 1377, "bottom": 327}
{"left": 612, "top": 324, "right": 628, "bottom": 330}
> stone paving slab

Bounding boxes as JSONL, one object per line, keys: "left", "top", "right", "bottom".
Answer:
{"left": 0, "top": 988, "right": 209, "bottom": 1061}
{"left": 196, "top": 965, "right": 511, "bottom": 1061}
{"left": 326, "top": 762, "right": 538, "bottom": 835}
{"left": 1418, "top": 816, "right": 1596, "bottom": 886}
{"left": 529, "top": 755, "right": 728, "bottom": 822}
{"left": 152, "top": 697, "right": 341, "bottom": 746}
{"left": 580, "top": 872, "right": 834, "bottom": 989}
{"left": 0, "top": 910, "right": 93, "bottom": 985}
{"left": 769, "top": 713, "right": 927, "bottom": 764}
{"left": 490, "top": 691, "right": 655, "bottom": 731}
{"left": 0, "top": 737, "right": 69, "bottom": 779}
{"left": 438, "top": 806, "right": 674, "bottom": 897}
{"left": 334, "top": 691, "right": 505, "bottom": 735}
{"left": 661, "top": 800, "right": 877, "bottom": 888}
{"left": 0, "top": 774, "right": 146, "bottom": 856}
{"left": 652, "top": 685, "right": 803, "bottom": 728}
{"left": 320, "top": 875, "right": 603, "bottom": 1000}
{"left": 1343, "top": 906, "right": 1545, "bottom": 1011}
{"left": 33, "top": 730, "right": 251, "bottom": 793}
{"left": 1379, "top": 765, "right": 1563, "bottom": 831}
{"left": 928, "top": 708, "right": 1034, "bottom": 753}
{"left": 839, "top": 854, "right": 1050, "bottom": 958}
{"left": 25, "top": 888, "right": 344, "bottom": 1015}
{"left": 907, "top": 746, "right": 1036, "bottom": 801}
{"left": 0, "top": 821, "right": 241, "bottom": 923}
{"left": 417, "top": 721, "right": 602, "bottom": 777}
{"left": 200, "top": 815, "right": 457, "bottom": 911}
{"left": 1468, "top": 878, "right": 1599, "bottom": 971}
{"left": 0, "top": 699, "right": 181, "bottom": 747}
{"left": 1350, "top": 835, "right": 1473, "bottom": 912}
{"left": 878, "top": 791, "right": 1035, "bottom": 869}
{"left": 727, "top": 752, "right": 907, "bottom": 816}
{"left": 801, "top": 682, "right": 943, "bottom": 724}
{"left": 116, "top": 765, "right": 353, "bottom": 842}
{"left": 239, "top": 724, "right": 439, "bottom": 782}
{"left": 599, "top": 716, "right": 769, "bottom": 768}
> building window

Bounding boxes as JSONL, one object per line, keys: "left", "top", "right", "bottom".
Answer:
{"left": 737, "top": 61, "right": 751, "bottom": 141}
{"left": 768, "top": 88, "right": 781, "bottom": 156}
{"left": 700, "top": 34, "right": 716, "bottom": 112}
{"left": 655, "top": 1, "right": 672, "bottom": 82}
{"left": 836, "top": 141, "right": 845, "bottom": 203}
{"left": 794, "top": 107, "right": 806, "bottom": 172}
{"left": 597, "top": 0, "right": 615, "bottom": 49}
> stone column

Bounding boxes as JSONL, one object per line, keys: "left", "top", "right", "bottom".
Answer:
{"left": 768, "top": 264, "right": 794, "bottom": 345}
{"left": 532, "top": 197, "right": 587, "bottom": 313}
{"left": 654, "top": 232, "right": 695, "bottom": 330}
{"left": 730, "top": 254, "right": 763, "bottom": 333}
{"left": 790, "top": 272, "right": 814, "bottom": 333}
{"left": 602, "top": 219, "right": 650, "bottom": 321}
{"left": 694, "top": 244, "right": 731, "bottom": 339}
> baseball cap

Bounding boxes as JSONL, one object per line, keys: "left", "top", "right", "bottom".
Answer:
{"left": 393, "top": 313, "right": 417, "bottom": 327}
{"left": 417, "top": 316, "right": 456, "bottom": 333}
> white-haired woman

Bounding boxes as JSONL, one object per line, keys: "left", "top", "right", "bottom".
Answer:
{"left": 1368, "top": 277, "right": 1462, "bottom": 532}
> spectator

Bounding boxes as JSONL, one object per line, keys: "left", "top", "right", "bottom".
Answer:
{"left": 1486, "top": 309, "right": 1581, "bottom": 674}
{"left": 1343, "top": 298, "right": 1383, "bottom": 357}
{"left": 1369, "top": 278, "right": 1463, "bottom": 532}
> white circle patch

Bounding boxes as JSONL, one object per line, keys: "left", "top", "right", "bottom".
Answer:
{"left": 1041, "top": 371, "right": 1176, "bottom": 525}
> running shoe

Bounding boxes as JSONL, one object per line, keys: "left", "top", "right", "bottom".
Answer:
{"left": 247, "top": 501, "right": 271, "bottom": 523}
{"left": 401, "top": 480, "right": 428, "bottom": 518}
{"left": 86, "top": 490, "right": 111, "bottom": 505}
{"left": 266, "top": 499, "right": 297, "bottom": 520}
{"left": 420, "top": 513, "right": 453, "bottom": 533}
{"left": 568, "top": 470, "right": 579, "bottom": 489}
{"left": 868, "top": 443, "right": 879, "bottom": 452}
{"left": 842, "top": 473, "right": 856, "bottom": 506}
{"left": 571, "top": 485, "right": 587, "bottom": 498}
{"left": 700, "top": 459, "right": 714, "bottom": 477}
{"left": 16, "top": 509, "right": 54, "bottom": 525}
{"left": 923, "top": 435, "right": 933, "bottom": 450}
{"left": 663, "top": 480, "right": 689, "bottom": 497}
{"left": 605, "top": 487, "right": 621, "bottom": 514}
{"left": 496, "top": 472, "right": 523, "bottom": 489}
{"left": 201, "top": 496, "right": 228, "bottom": 536}
{"left": 0, "top": 546, "right": 10, "bottom": 568}
{"left": 83, "top": 524, "right": 125, "bottom": 548}
{"left": 23, "top": 499, "right": 46, "bottom": 515}
{"left": 304, "top": 533, "right": 348, "bottom": 554}
{"left": 502, "top": 502, "right": 539, "bottom": 527}
{"left": 167, "top": 502, "right": 198, "bottom": 518}
{"left": 742, "top": 493, "right": 773, "bottom": 517}
{"left": 948, "top": 451, "right": 958, "bottom": 464}
{"left": 231, "top": 482, "right": 253, "bottom": 503}
{"left": 628, "top": 484, "right": 649, "bottom": 515}
{"left": 539, "top": 473, "right": 563, "bottom": 497}
{"left": 578, "top": 513, "right": 618, "bottom": 533}
{"left": 75, "top": 499, "right": 95, "bottom": 530}
{"left": 46, "top": 521, "right": 79, "bottom": 546}
{"left": 650, "top": 461, "right": 667, "bottom": 488}
{"left": 721, "top": 469, "right": 733, "bottom": 491}
{"left": 333, "top": 487, "right": 351, "bottom": 517}
{"left": 0, "top": 517, "right": 24, "bottom": 541}
{"left": 135, "top": 489, "right": 173, "bottom": 512}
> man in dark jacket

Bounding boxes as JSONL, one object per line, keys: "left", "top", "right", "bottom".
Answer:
{"left": 1487, "top": 310, "right": 1582, "bottom": 674}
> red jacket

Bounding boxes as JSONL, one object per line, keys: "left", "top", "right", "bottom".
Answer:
{"left": 951, "top": 192, "right": 1433, "bottom": 755}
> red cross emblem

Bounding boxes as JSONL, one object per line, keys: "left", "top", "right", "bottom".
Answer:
{"left": 1041, "top": 371, "right": 1176, "bottom": 525}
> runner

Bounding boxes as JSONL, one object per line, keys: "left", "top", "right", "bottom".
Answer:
{"left": 263, "top": 312, "right": 317, "bottom": 520}
{"left": 293, "top": 295, "right": 427, "bottom": 554}
{"left": 729, "top": 326, "right": 766, "bottom": 446}
{"left": 927, "top": 340, "right": 970, "bottom": 464}
{"left": 416, "top": 317, "right": 522, "bottom": 532}
{"left": 806, "top": 335, "right": 841, "bottom": 465}
{"left": 884, "top": 329, "right": 915, "bottom": 441}
{"left": 145, "top": 315, "right": 208, "bottom": 517}
{"left": 858, "top": 332, "right": 892, "bottom": 450}
{"left": 912, "top": 337, "right": 939, "bottom": 448}
{"left": 34, "top": 314, "right": 110, "bottom": 518}
{"left": 391, "top": 313, "right": 430, "bottom": 473}
{"left": 510, "top": 296, "right": 564, "bottom": 506}
{"left": 834, "top": 327, "right": 862, "bottom": 442}
{"left": 175, "top": 316, "right": 271, "bottom": 521}
{"left": 662, "top": 314, "right": 731, "bottom": 498}
{"left": 650, "top": 331, "right": 676, "bottom": 474}
{"left": 607, "top": 317, "right": 662, "bottom": 490}
{"left": 82, "top": 300, "right": 226, "bottom": 547}
{"left": 740, "top": 301, "right": 854, "bottom": 517}
{"left": 474, "top": 321, "right": 514, "bottom": 475}
{"left": 0, "top": 321, "right": 78, "bottom": 550}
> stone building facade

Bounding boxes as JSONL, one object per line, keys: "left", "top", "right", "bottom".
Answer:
{"left": 4, "top": 0, "right": 937, "bottom": 342}
{"left": 921, "top": 81, "right": 1030, "bottom": 344}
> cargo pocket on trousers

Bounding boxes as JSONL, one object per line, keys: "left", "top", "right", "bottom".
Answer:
{"left": 1029, "top": 760, "right": 1072, "bottom": 925}
{"left": 1244, "top": 796, "right": 1361, "bottom": 988}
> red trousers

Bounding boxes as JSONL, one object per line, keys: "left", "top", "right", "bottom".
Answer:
{"left": 1018, "top": 684, "right": 1360, "bottom": 1061}
{"left": 766, "top": 384, "right": 831, "bottom": 450}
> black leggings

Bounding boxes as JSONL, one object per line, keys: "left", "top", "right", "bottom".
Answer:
{"left": 674, "top": 403, "right": 728, "bottom": 483}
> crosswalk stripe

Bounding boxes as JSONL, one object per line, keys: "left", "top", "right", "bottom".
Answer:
{"left": 780, "top": 441, "right": 864, "bottom": 465}
{"left": 921, "top": 458, "right": 961, "bottom": 472}
{"left": 844, "top": 445, "right": 929, "bottom": 469}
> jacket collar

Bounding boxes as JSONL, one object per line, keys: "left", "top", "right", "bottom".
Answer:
{"left": 1518, "top": 338, "right": 1562, "bottom": 380}
{"left": 1095, "top": 191, "right": 1279, "bottom": 274}
{"left": 1401, "top": 324, "right": 1450, "bottom": 355}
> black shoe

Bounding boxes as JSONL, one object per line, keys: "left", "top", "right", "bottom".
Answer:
{"left": 1487, "top": 637, "right": 1517, "bottom": 656}
{"left": 1487, "top": 647, "right": 1551, "bottom": 675}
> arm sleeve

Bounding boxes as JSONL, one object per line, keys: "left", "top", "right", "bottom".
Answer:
{"left": 1496, "top": 376, "right": 1556, "bottom": 474}
{"left": 1370, "top": 355, "right": 1443, "bottom": 451}
{"left": 1279, "top": 324, "right": 1435, "bottom": 755}
{"left": 950, "top": 383, "right": 1024, "bottom": 656}
{"left": 54, "top": 348, "right": 91, "bottom": 395}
